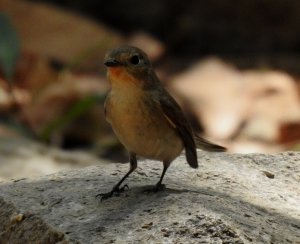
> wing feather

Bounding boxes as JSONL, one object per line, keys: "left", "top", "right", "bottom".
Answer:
{"left": 155, "top": 89, "right": 198, "bottom": 168}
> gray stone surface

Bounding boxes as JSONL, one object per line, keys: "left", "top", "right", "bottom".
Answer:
{"left": 0, "top": 137, "right": 103, "bottom": 182}
{"left": 0, "top": 151, "right": 300, "bottom": 243}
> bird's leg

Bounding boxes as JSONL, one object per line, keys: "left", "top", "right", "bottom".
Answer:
{"left": 97, "top": 153, "right": 137, "bottom": 200}
{"left": 145, "top": 161, "right": 170, "bottom": 192}
{"left": 154, "top": 162, "right": 169, "bottom": 191}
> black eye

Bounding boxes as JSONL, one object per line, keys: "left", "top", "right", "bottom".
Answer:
{"left": 130, "top": 55, "right": 140, "bottom": 65}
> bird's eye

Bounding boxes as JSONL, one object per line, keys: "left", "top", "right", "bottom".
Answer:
{"left": 130, "top": 55, "right": 140, "bottom": 65}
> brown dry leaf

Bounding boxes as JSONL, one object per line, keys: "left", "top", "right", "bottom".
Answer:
{"left": 169, "top": 58, "right": 300, "bottom": 152}
{"left": 0, "top": 51, "right": 59, "bottom": 114}
{"left": 0, "top": 0, "right": 123, "bottom": 71}
{"left": 21, "top": 71, "right": 109, "bottom": 138}
{"left": 279, "top": 122, "right": 300, "bottom": 144}
{"left": 0, "top": 78, "right": 29, "bottom": 112}
{"left": 15, "top": 51, "right": 59, "bottom": 95}
{"left": 240, "top": 71, "right": 300, "bottom": 142}
{"left": 170, "top": 58, "right": 248, "bottom": 140}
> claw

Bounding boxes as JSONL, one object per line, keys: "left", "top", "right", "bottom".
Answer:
{"left": 121, "top": 184, "right": 129, "bottom": 191}
{"left": 96, "top": 191, "right": 113, "bottom": 201}
{"left": 96, "top": 184, "right": 129, "bottom": 201}
{"left": 155, "top": 183, "right": 166, "bottom": 192}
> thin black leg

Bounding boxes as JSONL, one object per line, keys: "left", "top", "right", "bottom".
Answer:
{"left": 97, "top": 153, "right": 137, "bottom": 200}
{"left": 154, "top": 161, "right": 169, "bottom": 191}
{"left": 144, "top": 161, "right": 170, "bottom": 193}
{"left": 156, "top": 164, "right": 168, "bottom": 186}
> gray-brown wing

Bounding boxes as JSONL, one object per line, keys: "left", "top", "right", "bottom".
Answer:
{"left": 155, "top": 89, "right": 198, "bottom": 168}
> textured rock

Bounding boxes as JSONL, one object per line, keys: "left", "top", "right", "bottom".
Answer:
{"left": 0, "top": 151, "right": 300, "bottom": 243}
{"left": 0, "top": 137, "right": 102, "bottom": 182}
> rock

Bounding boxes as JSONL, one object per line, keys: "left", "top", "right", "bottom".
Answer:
{"left": 0, "top": 151, "right": 299, "bottom": 243}
{"left": 0, "top": 137, "right": 103, "bottom": 182}
{"left": 229, "top": 139, "right": 283, "bottom": 154}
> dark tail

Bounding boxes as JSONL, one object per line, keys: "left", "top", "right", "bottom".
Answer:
{"left": 194, "top": 135, "right": 226, "bottom": 152}
{"left": 185, "top": 146, "right": 198, "bottom": 168}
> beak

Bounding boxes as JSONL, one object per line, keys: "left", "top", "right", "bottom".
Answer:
{"left": 104, "top": 59, "right": 121, "bottom": 67}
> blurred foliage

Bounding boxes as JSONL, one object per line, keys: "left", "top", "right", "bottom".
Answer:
{"left": 0, "top": 12, "right": 20, "bottom": 83}
{"left": 40, "top": 94, "right": 106, "bottom": 142}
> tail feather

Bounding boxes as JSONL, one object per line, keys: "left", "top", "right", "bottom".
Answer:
{"left": 194, "top": 135, "right": 226, "bottom": 152}
{"left": 185, "top": 146, "right": 198, "bottom": 168}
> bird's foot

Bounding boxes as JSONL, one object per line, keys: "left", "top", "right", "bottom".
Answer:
{"left": 143, "top": 183, "right": 166, "bottom": 193}
{"left": 96, "top": 184, "right": 129, "bottom": 201}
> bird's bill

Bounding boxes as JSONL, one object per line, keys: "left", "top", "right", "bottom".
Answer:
{"left": 104, "top": 59, "right": 122, "bottom": 67}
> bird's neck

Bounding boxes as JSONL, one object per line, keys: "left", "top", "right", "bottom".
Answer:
{"left": 107, "top": 67, "right": 141, "bottom": 90}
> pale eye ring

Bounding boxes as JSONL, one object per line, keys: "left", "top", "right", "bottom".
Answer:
{"left": 130, "top": 55, "right": 140, "bottom": 65}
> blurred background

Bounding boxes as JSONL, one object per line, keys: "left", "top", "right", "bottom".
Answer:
{"left": 1, "top": 0, "right": 300, "bottom": 180}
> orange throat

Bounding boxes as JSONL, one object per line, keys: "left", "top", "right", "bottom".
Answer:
{"left": 107, "top": 67, "right": 140, "bottom": 87}
{"left": 107, "top": 66, "right": 123, "bottom": 77}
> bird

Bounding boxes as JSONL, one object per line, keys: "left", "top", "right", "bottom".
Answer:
{"left": 97, "top": 46, "right": 226, "bottom": 200}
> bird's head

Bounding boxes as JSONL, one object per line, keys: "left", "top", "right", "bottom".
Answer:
{"left": 104, "top": 46, "right": 152, "bottom": 84}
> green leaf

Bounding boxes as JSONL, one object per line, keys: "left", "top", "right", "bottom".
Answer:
{"left": 0, "top": 12, "right": 20, "bottom": 83}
